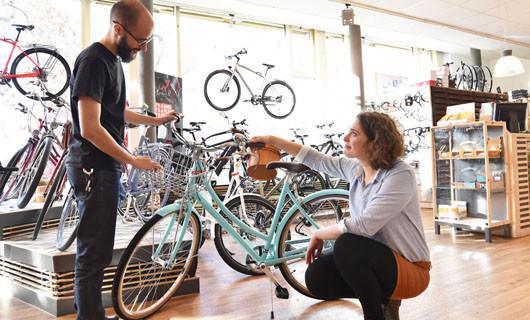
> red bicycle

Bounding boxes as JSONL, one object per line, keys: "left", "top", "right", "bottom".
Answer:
{"left": 1, "top": 24, "right": 71, "bottom": 100}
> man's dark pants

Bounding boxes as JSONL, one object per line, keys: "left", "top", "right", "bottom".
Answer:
{"left": 66, "top": 167, "right": 121, "bottom": 320}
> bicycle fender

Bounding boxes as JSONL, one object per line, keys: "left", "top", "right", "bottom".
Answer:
{"left": 274, "top": 189, "right": 349, "bottom": 249}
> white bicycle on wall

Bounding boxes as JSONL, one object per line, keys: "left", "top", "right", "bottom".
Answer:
{"left": 203, "top": 48, "right": 296, "bottom": 119}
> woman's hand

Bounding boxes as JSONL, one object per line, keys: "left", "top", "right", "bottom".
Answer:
{"left": 305, "top": 232, "right": 324, "bottom": 264}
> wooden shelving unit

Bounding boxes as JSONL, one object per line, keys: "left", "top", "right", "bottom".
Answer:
{"left": 432, "top": 121, "right": 511, "bottom": 242}
{"left": 506, "top": 134, "right": 530, "bottom": 237}
{"left": 429, "top": 86, "right": 508, "bottom": 125}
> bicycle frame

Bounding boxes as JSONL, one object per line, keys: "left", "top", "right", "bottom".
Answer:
{"left": 0, "top": 37, "right": 41, "bottom": 80}
{"left": 225, "top": 61, "right": 270, "bottom": 98}
{"left": 153, "top": 156, "right": 349, "bottom": 267}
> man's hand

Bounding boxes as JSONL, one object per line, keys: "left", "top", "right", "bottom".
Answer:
{"left": 305, "top": 232, "right": 324, "bottom": 264}
{"left": 131, "top": 156, "right": 162, "bottom": 170}
{"left": 154, "top": 111, "right": 181, "bottom": 126}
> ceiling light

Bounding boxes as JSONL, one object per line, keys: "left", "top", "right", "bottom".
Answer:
{"left": 494, "top": 49, "right": 525, "bottom": 78}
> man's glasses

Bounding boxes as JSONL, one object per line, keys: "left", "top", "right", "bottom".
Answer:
{"left": 113, "top": 20, "right": 153, "bottom": 47}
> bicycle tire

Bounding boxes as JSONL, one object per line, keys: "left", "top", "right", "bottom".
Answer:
{"left": 56, "top": 187, "right": 78, "bottom": 251}
{"left": 11, "top": 47, "right": 71, "bottom": 100}
{"left": 32, "top": 158, "right": 66, "bottom": 240}
{"left": 473, "top": 65, "right": 485, "bottom": 92}
{"left": 0, "top": 145, "right": 27, "bottom": 198}
{"left": 204, "top": 69, "right": 241, "bottom": 112}
{"left": 213, "top": 194, "right": 276, "bottom": 276}
{"left": 277, "top": 193, "right": 350, "bottom": 298}
{"left": 482, "top": 65, "right": 493, "bottom": 93}
{"left": 17, "top": 136, "right": 54, "bottom": 209}
{"left": 261, "top": 80, "right": 296, "bottom": 119}
{"left": 112, "top": 211, "right": 200, "bottom": 320}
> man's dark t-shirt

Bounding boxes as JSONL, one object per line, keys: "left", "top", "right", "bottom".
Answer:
{"left": 67, "top": 42, "right": 126, "bottom": 170}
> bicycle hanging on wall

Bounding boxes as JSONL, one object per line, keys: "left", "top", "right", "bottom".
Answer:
{"left": 204, "top": 48, "right": 296, "bottom": 119}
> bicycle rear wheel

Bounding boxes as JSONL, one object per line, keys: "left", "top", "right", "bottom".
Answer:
{"left": 112, "top": 210, "right": 200, "bottom": 320}
{"left": 262, "top": 80, "right": 296, "bottom": 119}
{"left": 17, "top": 136, "right": 54, "bottom": 208}
{"left": 32, "top": 158, "right": 66, "bottom": 240}
{"left": 204, "top": 69, "right": 241, "bottom": 111}
{"left": 277, "top": 193, "right": 350, "bottom": 298}
{"left": 214, "top": 194, "right": 276, "bottom": 276}
{"left": 11, "top": 47, "right": 71, "bottom": 100}
{"left": 56, "top": 187, "right": 78, "bottom": 251}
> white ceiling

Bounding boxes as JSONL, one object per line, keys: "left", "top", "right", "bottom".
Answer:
{"left": 170, "top": 0, "right": 530, "bottom": 59}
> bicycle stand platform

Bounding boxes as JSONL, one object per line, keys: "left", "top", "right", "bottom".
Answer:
{"left": 0, "top": 215, "right": 200, "bottom": 316}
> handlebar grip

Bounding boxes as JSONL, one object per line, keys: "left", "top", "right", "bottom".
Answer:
{"left": 246, "top": 142, "right": 265, "bottom": 149}
{"left": 146, "top": 111, "right": 157, "bottom": 117}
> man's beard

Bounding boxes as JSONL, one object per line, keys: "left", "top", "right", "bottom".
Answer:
{"left": 117, "top": 36, "right": 138, "bottom": 63}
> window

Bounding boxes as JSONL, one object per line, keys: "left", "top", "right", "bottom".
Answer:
{"left": 0, "top": 0, "right": 81, "bottom": 164}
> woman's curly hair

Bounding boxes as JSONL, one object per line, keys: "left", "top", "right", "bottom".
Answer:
{"left": 356, "top": 112, "right": 404, "bottom": 170}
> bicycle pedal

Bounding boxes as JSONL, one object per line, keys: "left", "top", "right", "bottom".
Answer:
{"left": 275, "top": 285, "right": 289, "bottom": 299}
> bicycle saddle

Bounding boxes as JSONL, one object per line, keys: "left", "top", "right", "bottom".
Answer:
{"left": 266, "top": 161, "right": 311, "bottom": 173}
{"left": 263, "top": 63, "right": 275, "bottom": 69}
{"left": 12, "top": 24, "right": 34, "bottom": 31}
{"left": 190, "top": 121, "right": 206, "bottom": 126}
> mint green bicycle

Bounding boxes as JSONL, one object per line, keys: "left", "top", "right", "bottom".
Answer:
{"left": 111, "top": 133, "right": 350, "bottom": 320}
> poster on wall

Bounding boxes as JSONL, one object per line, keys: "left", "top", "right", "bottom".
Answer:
{"left": 155, "top": 72, "right": 182, "bottom": 142}
{"left": 376, "top": 73, "right": 408, "bottom": 98}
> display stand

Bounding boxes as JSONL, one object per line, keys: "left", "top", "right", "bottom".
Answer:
{"left": 0, "top": 211, "right": 199, "bottom": 316}
{"left": 432, "top": 121, "right": 511, "bottom": 242}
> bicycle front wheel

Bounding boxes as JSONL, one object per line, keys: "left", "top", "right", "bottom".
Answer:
{"left": 112, "top": 210, "right": 200, "bottom": 320}
{"left": 11, "top": 47, "right": 71, "bottom": 100}
{"left": 262, "top": 80, "right": 296, "bottom": 119}
{"left": 204, "top": 69, "right": 241, "bottom": 111}
{"left": 0, "top": 143, "right": 31, "bottom": 199}
{"left": 17, "top": 136, "right": 54, "bottom": 209}
{"left": 277, "top": 193, "right": 350, "bottom": 298}
{"left": 33, "top": 158, "right": 66, "bottom": 240}
{"left": 56, "top": 187, "right": 79, "bottom": 251}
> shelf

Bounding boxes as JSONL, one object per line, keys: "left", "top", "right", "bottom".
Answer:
{"left": 436, "top": 185, "right": 505, "bottom": 193}
{"left": 437, "top": 153, "right": 502, "bottom": 160}
{"left": 435, "top": 217, "right": 510, "bottom": 229}
{"left": 433, "top": 120, "right": 506, "bottom": 130}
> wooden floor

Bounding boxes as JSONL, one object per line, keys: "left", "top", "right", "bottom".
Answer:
{"left": 2, "top": 210, "right": 530, "bottom": 320}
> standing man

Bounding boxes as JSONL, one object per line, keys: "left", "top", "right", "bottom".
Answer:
{"left": 66, "top": 1, "right": 177, "bottom": 319}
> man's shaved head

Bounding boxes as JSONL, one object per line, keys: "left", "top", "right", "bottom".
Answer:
{"left": 110, "top": 0, "right": 151, "bottom": 28}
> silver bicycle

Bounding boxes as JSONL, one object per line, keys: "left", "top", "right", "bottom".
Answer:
{"left": 204, "top": 48, "right": 296, "bottom": 119}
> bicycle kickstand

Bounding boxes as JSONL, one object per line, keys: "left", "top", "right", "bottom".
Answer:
{"left": 259, "top": 264, "right": 289, "bottom": 299}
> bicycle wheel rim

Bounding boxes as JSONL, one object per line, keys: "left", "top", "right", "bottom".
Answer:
{"left": 11, "top": 48, "right": 70, "bottom": 100}
{"left": 262, "top": 81, "right": 295, "bottom": 119}
{"left": 204, "top": 70, "right": 240, "bottom": 111}
{"left": 278, "top": 194, "right": 349, "bottom": 297}
{"left": 56, "top": 187, "right": 79, "bottom": 251}
{"left": 114, "top": 212, "right": 200, "bottom": 319}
